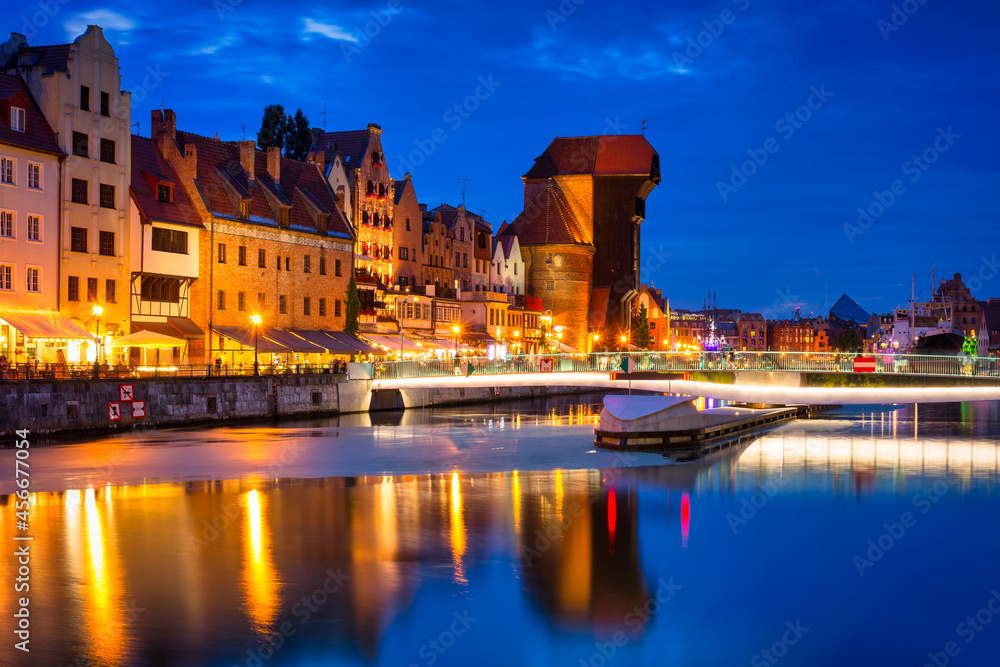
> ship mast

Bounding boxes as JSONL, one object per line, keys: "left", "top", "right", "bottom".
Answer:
{"left": 910, "top": 273, "right": 915, "bottom": 332}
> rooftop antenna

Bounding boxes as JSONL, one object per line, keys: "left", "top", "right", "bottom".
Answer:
{"left": 641, "top": 117, "right": 648, "bottom": 135}
{"left": 132, "top": 121, "right": 140, "bottom": 136}
{"left": 458, "top": 177, "right": 472, "bottom": 206}
{"left": 242, "top": 124, "right": 246, "bottom": 140}
{"left": 321, "top": 103, "right": 327, "bottom": 131}
{"left": 476, "top": 207, "right": 487, "bottom": 219}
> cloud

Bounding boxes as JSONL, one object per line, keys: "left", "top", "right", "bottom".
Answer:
{"left": 302, "top": 19, "right": 358, "bottom": 43}
{"left": 64, "top": 10, "right": 137, "bottom": 41}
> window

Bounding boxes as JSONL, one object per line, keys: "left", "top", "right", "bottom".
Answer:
{"left": 73, "top": 132, "right": 89, "bottom": 158}
{"left": 303, "top": 255, "right": 311, "bottom": 273}
{"left": 71, "top": 178, "right": 88, "bottom": 204}
{"left": 258, "top": 249, "right": 266, "bottom": 268}
{"left": 279, "top": 295, "right": 287, "bottom": 314}
{"left": 99, "top": 183, "right": 115, "bottom": 209}
{"left": 218, "top": 243, "right": 226, "bottom": 263}
{"left": 238, "top": 245, "right": 247, "bottom": 266}
{"left": 105, "top": 278, "right": 115, "bottom": 303}
{"left": 151, "top": 227, "right": 188, "bottom": 254}
{"left": 335, "top": 259, "right": 341, "bottom": 277}
{"left": 258, "top": 292, "right": 265, "bottom": 310}
{"left": 319, "top": 257, "right": 326, "bottom": 275}
{"left": 27, "top": 163, "right": 40, "bottom": 189}
{"left": 400, "top": 247, "right": 408, "bottom": 261}
{"left": 276, "top": 255, "right": 281, "bottom": 270}
{"left": 100, "top": 138, "right": 115, "bottom": 164}
{"left": 67, "top": 276, "right": 79, "bottom": 301}
{"left": 319, "top": 298, "right": 326, "bottom": 316}
{"left": 71, "top": 227, "right": 87, "bottom": 252}
{"left": 87, "top": 277, "right": 98, "bottom": 302}
{"left": 545, "top": 253, "right": 552, "bottom": 264}
{"left": 99, "top": 231, "right": 115, "bottom": 256}
{"left": 0, "top": 265, "right": 11, "bottom": 291}
{"left": 23, "top": 215, "right": 41, "bottom": 245}
{"left": 463, "top": 253, "right": 468, "bottom": 268}
{"left": 412, "top": 247, "right": 416, "bottom": 261}
{"left": 25, "top": 267, "right": 39, "bottom": 293}
{"left": 460, "top": 227, "right": 465, "bottom": 241}
{"left": 455, "top": 251, "right": 460, "bottom": 266}
{"left": 1, "top": 157, "right": 13, "bottom": 184}
{"left": 217, "top": 290, "right": 226, "bottom": 310}
{"left": 334, "top": 299, "right": 341, "bottom": 317}
{"left": 546, "top": 280, "right": 554, "bottom": 290}
{"left": 238, "top": 292, "right": 245, "bottom": 311}
{"left": 285, "top": 257, "right": 290, "bottom": 271}
{"left": 406, "top": 218, "right": 410, "bottom": 231}
{"left": 157, "top": 183, "right": 171, "bottom": 203}
{"left": 514, "top": 264, "right": 517, "bottom": 275}
{"left": 80, "top": 85, "right": 90, "bottom": 111}
{"left": 303, "top": 297, "right": 311, "bottom": 316}
{"left": 10, "top": 107, "right": 25, "bottom": 132}
{"left": 140, "top": 276, "right": 180, "bottom": 303}
{"left": 0, "top": 211, "right": 12, "bottom": 237}
{"left": 100, "top": 91, "right": 110, "bottom": 117}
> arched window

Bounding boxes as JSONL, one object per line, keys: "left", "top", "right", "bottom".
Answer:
{"left": 361, "top": 211, "right": 370, "bottom": 225}
{"left": 366, "top": 180, "right": 374, "bottom": 195}
{"left": 372, "top": 212, "right": 381, "bottom": 227}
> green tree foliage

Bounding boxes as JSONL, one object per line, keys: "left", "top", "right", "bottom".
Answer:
{"left": 833, "top": 328, "right": 861, "bottom": 352}
{"left": 633, "top": 304, "right": 651, "bottom": 350}
{"left": 284, "top": 109, "right": 312, "bottom": 161}
{"left": 962, "top": 334, "right": 977, "bottom": 356}
{"left": 345, "top": 274, "right": 360, "bottom": 336}
{"left": 257, "top": 104, "right": 287, "bottom": 151}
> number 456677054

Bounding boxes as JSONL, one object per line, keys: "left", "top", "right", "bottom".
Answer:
{"left": 15, "top": 429, "right": 30, "bottom": 489}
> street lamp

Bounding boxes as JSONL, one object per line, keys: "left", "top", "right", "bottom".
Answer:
{"left": 91, "top": 304, "right": 103, "bottom": 369}
{"left": 399, "top": 297, "right": 408, "bottom": 360}
{"left": 251, "top": 314, "right": 262, "bottom": 376}
{"left": 452, "top": 324, "right": 460, "bottom": 357}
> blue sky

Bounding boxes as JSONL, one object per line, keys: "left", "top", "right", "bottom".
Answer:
{"left": 16, "top": 0, "right": 999, "bottom": 314}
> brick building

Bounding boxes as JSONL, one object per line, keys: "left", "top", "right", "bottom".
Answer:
{"left": 938, "top": 272, "right": 983, "bottom": 336}
{"left": 151, "top": 110, "right": 354, "bottom": 364}
{"left": 500, "top": 135, "right": 660, "bottom": 351}
{"left": 391, "top": 173, "right": 422, "bottom": 289}
{"left": 430, "top": 203, "right": 474, "bottom": 291}
{"left": 420, "top": 206, "right": 453, "bottom": 290}
{"left": 736, "top": 312, "right": 767, "bottom": 351}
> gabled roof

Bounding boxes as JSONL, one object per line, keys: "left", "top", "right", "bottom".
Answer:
{"left": 505, "top": 181, "right": 590, "bottom": 246}
{"left": 176, "top": 131, "right": 351, "bottom": 238}
{"left": 0, "top": 73, "right": 62, "bottom": 155}
{"left": 524, "top": 135, "right": 659, "bottom": 180}
{"left": 392, "top": 178, "right": 410, "bottom": 205}
{"left": 312, "top": 129, "right": 370, "bottom": 169}
{"left": 130, "top": 135, "right": 202, "bottom": 228}
{"left": 829, "top": 294, "right": 869, "bottom": 324}
{"left": 1, "top": 44, "right": 72, "bottom": 75}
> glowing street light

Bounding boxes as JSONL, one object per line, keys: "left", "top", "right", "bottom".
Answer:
{"left": 91, "top": 304, "right": 103, "bottom": 370}
{"left": 452, "top": 324, "right": 460, "bottom": 357}
{"left": 251, "top": 314, "right": 262, "bottom": 376}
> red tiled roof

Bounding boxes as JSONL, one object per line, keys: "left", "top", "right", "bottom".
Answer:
{"left": 524, "top": 135, "right": 658, "bottom": 179}
{"left": 312, "top": 129, "right": 370, "bottom": 169}
{"left": 392, "top": 178, "right": 409, "bottom": 205}
{"left": 1, "top": 45, "right": 72, "bottom": 75}
{"left": 506, "top": 182, "right": 590, "bottom": 246}
{"left": 176, "top": 131, "right": 352, "bottom": 238}
{"left": 129, "top": 135, "right": 202, "bottom": 228}
{"left": 0, "top": 73, "right": 62, "bottom": 156}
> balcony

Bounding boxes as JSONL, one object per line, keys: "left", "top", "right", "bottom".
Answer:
{"left": 469, "top": 290, "right": 509, "bottom": 304}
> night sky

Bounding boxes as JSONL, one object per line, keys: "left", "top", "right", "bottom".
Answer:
{"left": 16, "top": 0, "right": 999, "bottom": 315}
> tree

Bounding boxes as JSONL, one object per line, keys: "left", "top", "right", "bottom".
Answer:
{"left": 284, "top": 109, "right": 312, "bottom": 160}
{"left": 833, "top": 329, "right": 861, "bottom": 352}
{"left": 257, "top": 104, "right": 287, "bottom": 151}
{"left": 344, "top": 274, "right": 360, "bottom": 336}
{"left": 633, "top": 304, "right": 651, "bottom": 350}
{"left": 962, "top": 333, "right": 977, "bottom": 356}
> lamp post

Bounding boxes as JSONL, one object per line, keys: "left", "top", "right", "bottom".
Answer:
{"left": 399, "top": 297, "right": 408, "bottom": 360}
{"left": 92, "top": 305, "right": 103, "bottom": 376}
{"left": 452, "top": 324, "right": 460, "bottom": 358}
{"left": 251, "top": 314, "right": 261, "bottom": 376}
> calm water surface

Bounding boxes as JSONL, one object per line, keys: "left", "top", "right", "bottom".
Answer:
{"left": 2, "top": 396, "right": 999, "bottom": 666}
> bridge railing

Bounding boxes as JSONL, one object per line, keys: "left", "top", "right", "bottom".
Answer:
{"left": 372, "top": 351, "right": 1000, "bottom": 381}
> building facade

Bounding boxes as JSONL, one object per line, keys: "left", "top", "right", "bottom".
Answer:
{"left": 938, "top": 272, "right": 983, "bottom": 336}
{"left": 3, "top": 26, "right": 133, "bottom": 342}
{"left": 391, "top": 173, "right": 422, "bottom": 289}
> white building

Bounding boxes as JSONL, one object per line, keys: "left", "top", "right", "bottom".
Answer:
{"left": 491, "top": 232, "right": 524, "bottom": 295}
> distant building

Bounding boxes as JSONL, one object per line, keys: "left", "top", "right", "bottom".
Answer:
{"left": 430, "top": 203, "right": 474, "bottom": 292}
{"left": 829, "top": 294, "right": 869, "bottom": 326}
{"left": 420, "top": 206, "right": 453, "bottom": 290}
{"left": 501, "top": 135, "right": 660, "bottom": 351}
{"left": 767, "top": 316, "right": 829, "bottom": 352}
{"left": 491, "top": 229, "right": 524, "bottom": 296}
{"left": 737, "top": 313, "right": 767, "bottom": 351}
{"left": 635, "top": 285, "right": 670, "bottom": 351}
{"left": 391, "top": 173, "right": 422, "bottom": 289}
{"left": 938, "top": 272, "right": 983, "bottom": 336}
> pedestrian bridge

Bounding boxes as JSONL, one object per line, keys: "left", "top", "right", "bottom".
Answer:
{"left": 366, "top": 351, "right": 1000, "bottom": 405}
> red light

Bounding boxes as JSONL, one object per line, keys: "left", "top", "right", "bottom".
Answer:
{"left": 608, "top": 488, "right": 616, "bottom": 548}
{"left": 681, "top": 493, "right": 690, "bottom": 548}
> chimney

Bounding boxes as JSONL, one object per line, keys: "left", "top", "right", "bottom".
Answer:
{"left": 267, "top": 146, "right": 281, "bottom": 183}
{"left": 151, "top": 108, "right": 176, "bottom": 144}
{"left": 367, "top": 122, "right": 382, "bottom": 135}
{"left": 238, "top": 140, "right": 255, "bottom": 183}
{"left": 306, "top": 150, "right": 324, "bottom": 171}
{"left": 405, "top": 172, "right": 411, "bottom": 180}
{"left": 179, "top": 142, "right": 197, "bottom": 182}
